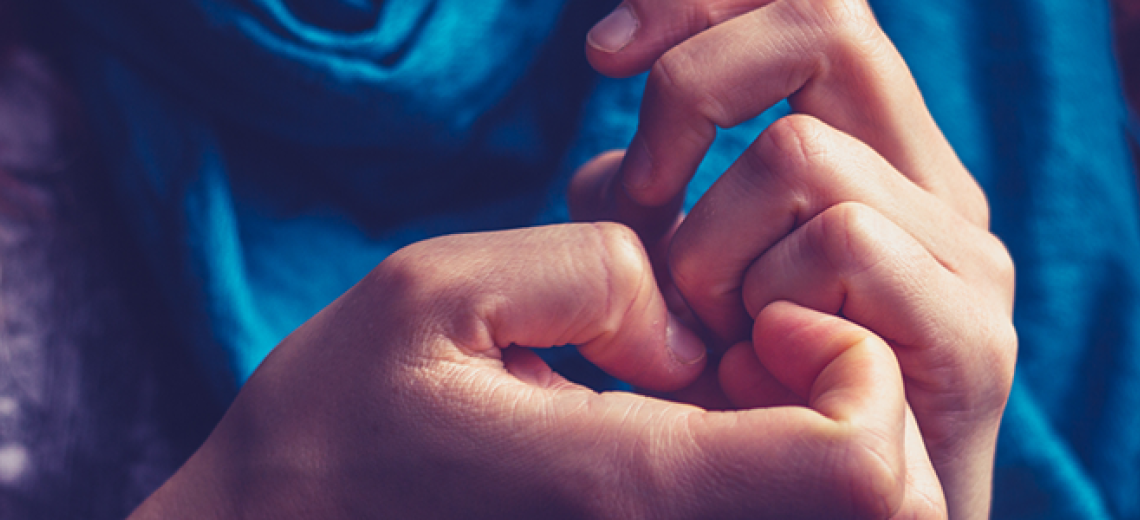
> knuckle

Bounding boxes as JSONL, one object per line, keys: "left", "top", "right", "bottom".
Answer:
{"left": 376, "top": 238, "right": 452, "bottom": 292}
{"left": 650, "top": 48, "right": 734, "bottom": 128}
{"left": 591, "top": 221, "right": 646, "bottom": 277}
{"left": 788, "top": 0, "right": 885, "bottom": 71}
{"left": 796, "top": 0, "right": 877, "bottom": 42}
{"left": 372, "top": 236, "right": 485, "bottom": 320}
{"left": 589, "top": 221, "right": 651, "bottom": 326}
{"left": 703, "top": 1, "right": 754, "bottom": 25}
{"left": 819, "top": 0, "right": 875, "bottom": 28}
{"left": 961, "top": 182, "right": 993, "bottom": 228}
{"left": 752, "top": 115, "right": 837, "bottom": 181}
{"left": 992, "top": 320, "right": 1019, "bottom": 386}
{"left": 977, "top": 313, "right": 1019, "bottom": 394}
{"left": 955, "top": 315, "right": 1018, "bottom": 424}
{"left": 810, "top": 202, "right": 889, "bottom": 276}
{"left": 979, "top": 233, "right": 1016, "bottom": 296}
{"left": 763, "top": 114, "right": 832, "bottom": 155}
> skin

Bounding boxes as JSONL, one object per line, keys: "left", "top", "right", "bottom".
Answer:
{"left": 573, "top": 0, "right": 1017, "bottom": 519}
{"left": 129, "top": 224, "right": 947, "bottom": 519}
{"left": 127, "top": 0, "right": 1015, "bottom": 517}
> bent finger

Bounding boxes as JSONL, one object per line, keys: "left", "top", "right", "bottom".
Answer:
{"left": 379, "top": 223, "right": 706, "bottom": 391}
{"left": 669, "top": 115, "right": 1005, "bottom": 343}
{"left": 718, "top": 341, "right": 803, "bottom": 409}
{"left": 615, "top": 0, "right": 985, "bottom": 224}
{"left": 741, "top": 203, "right": 1016, "bottom": 425}
{"left": 743, "top": 204, "right": 1010, "bottom": 520}
{"left": 679, "top": 300, "right": 912, "bottom": 518}
{"left": 586, "top": 0, "right": 772, "bottom": 78}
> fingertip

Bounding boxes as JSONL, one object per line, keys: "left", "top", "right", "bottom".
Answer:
{"left": 568, "top": 150, "right": 625, "bottom": 221}
{"left": 666, "top": 311, "right": 707, "bottom": 365}
{"left": 586, "top": 3, "right": 640, "bottom": 55}
{"left": 584, "top": 1, "right": 722, "bottom": 79}
{"left": 584, "top": 2, "right": 653, "bottom": 78}
{"left": 719, "top": 341, "right": 803, "bottom": 409}
{"left": 626, "top": 312, "right": 708, "bottom": 393}
{"left": 580, "top": 310, "right": 706, "bottom": 394}
{"left": 752, "top": 301, "right": 885, "bottom": 402}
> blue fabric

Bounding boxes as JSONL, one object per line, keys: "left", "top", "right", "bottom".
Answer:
{"left": 60, "top": 0, "right": 1140, "bottom": 518}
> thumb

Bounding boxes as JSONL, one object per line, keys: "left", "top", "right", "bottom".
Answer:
{"left": 585, "top": 0, "right": 771, "bottom": 78}
{"left": 744, "top": 300, "right": 948, "bottom": 518}
{"left": 380, "top": 232, "right": 939, "bottom": 517}
{"left": 383, "top": 223, "right": 706, "bottom": 391}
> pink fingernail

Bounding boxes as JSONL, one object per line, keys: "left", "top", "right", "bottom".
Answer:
{"left": 588, "top": 3, "right": 639, "bottom": 53}
{"left": 667, "top": 314, "right": 706, "bottom": 366}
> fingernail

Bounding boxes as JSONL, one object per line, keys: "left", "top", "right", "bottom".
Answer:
{"left": 588, "top": 3, "right": 639, "bottom": 53}
{"left": 621, "top": 136, "right": 653, "bottom": 191}
{"left": 667, "top": 314, "right": 706, "bottom": 365}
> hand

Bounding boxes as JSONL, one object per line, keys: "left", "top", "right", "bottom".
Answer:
{"left": 130, "top": 224, "right": 944, "bottom": 519}
{"left": 574, "top": 1, "right": 1017, "bottom": 519}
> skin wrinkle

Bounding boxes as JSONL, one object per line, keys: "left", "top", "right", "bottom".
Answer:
{"left": 659, "top": 3, "right": 707, "bottom": 55}
{"left": 774, "top": 0, "right": 835, "bottom": 79}
{"left": 582, "top": 222, "right": 661, "bottom": 382}
{"left": 591, "top": 222, "right": 621, "bottom": 347}
{"left": 122, "top": 0, "right": 1022, "bottom": 512}
{"left": 821, "top": 396, "right": 903, "bottom": 520}
{"left": 790, "top": 0, "right": 879, "bottom": 95}
{"left": 652, "top": 49, "right": 733, "bottom": 130}
{"left": 587, "top": 0, "right": 1001, "bottom": 516}
{"left": 764, "top": 115, "right": 980, "bottom": 279}
{"left": 680, "top": 411, "right": 771, "bottom": 516}
{"left": 815, "top": 204, "right": 893, "bottom": 287}
{"left": 612, "top": 396, "right": 685, "bottom": 518}
{"left": 900, "top": 325, "right": 1008, "bottom": 422}
{"left": 705, "top": 0, "right": 765, "bottom": 27}
{"left": 749, "top": 118, "right": 829, "bottom": 225}
{"left": 564, "top": 393, "right": 645, "bottom": 515}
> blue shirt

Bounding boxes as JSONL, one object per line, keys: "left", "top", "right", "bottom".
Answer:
{"left": 60, "top": 0, "right": 1140, "bottom": 517}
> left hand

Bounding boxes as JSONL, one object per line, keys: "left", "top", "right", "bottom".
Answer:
{"left": 571, "top": 1, "right": 1017, "bottom": 519}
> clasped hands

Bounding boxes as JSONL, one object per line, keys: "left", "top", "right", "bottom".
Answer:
{"left": 131, "top": 0, "right": 1016, "bottom": 518}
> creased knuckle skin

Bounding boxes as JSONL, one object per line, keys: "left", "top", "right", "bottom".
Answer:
{"left": 811, "top": 202, "right": 887, "bottom": 277}
{"left": 591, "top": 221, "right": 648, "bottom": 286}
{"left": 649, "top": 47, "right": 733, "bottom": 128}
{"left": 978, "top": 233, "right": 1017, "bottom": 298}
{"left": 372, "top": 238, "right": 454, "bottom": 295}
{"left": 955, "top": 180, "right": 992, "bottom": 229}
{"left": 589, "top": 221, "right": 651, "bottom": 322}
{"left": 973, "top": 314, "right": 1018, "bottom": 411}
{"left": 754, "top": 114, "right": 835, "bottom": 173}
{"left": 793, "top": 0, "right": 879, "bottom": 49}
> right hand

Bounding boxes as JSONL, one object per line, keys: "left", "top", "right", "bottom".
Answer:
{"left": 575, "top": 2, "right": 1016, "bottom": 518}
{"left": 130, "top": 223, "right": 944, "bottom": 519}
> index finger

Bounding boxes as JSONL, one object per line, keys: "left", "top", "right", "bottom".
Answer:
{"left": 603, "top": 0, "right": 987, "bottom": 225}
{"left": 586, "top": 0, "right": 772, "bottom": 78}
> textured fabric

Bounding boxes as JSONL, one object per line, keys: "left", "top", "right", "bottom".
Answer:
{"left": 0, "top": 46, "right": 221, "bottom": 518}
{"left": 57, "top": 0, "right": 1140, "bottom": 518}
